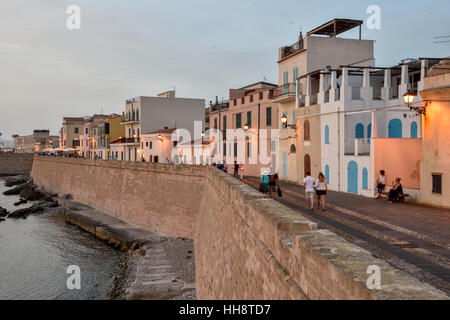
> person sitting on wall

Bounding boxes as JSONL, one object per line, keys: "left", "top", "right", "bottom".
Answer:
{"left": 388, "top": 177, "right": 403, "bottom": 204}
{"left": 375, "top": 170, "right": 387, "bottom": 199}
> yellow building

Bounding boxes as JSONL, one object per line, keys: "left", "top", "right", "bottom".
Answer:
{"left": 419, "top": 58, "right": 450, "bottom": 208}
{"left": 104, "top": 115, "right": 125, "bottom": 160}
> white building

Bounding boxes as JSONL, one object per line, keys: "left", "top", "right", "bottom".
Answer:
{"left": 296, "top": 58, "right": 442, "bottom": 200}
{"left": 140, "top": 128, "right": 177, "bottom": 163}
{"left": 116, "top": 90, "right": 205, "bottom": 162}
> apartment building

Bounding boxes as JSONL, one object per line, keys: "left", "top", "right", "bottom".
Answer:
{"left": 272, "top": 19, "right": 374, "bottom": 182}
{"left": 209, "top": 82, "right": 279, "bottom": 177}
{"left": 118, "top": 90, "right": 205, "bottom": 162}
{"left": 14, "top": 130, "right": 51, "bottom": 153}
{"left": 104, "top": 114, "right": 125, "bottom": 160}
{"left": 61, "top": 117, "right": 85, "bottom": 151}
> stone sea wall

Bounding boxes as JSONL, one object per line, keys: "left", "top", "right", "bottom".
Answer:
{"left": 31, "top": 156, "right": 448, "bottom": 300}
{"left": 0, "top": 153, "right": 34, "bottom": 175}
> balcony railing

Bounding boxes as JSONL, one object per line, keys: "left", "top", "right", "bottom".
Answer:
{"left": 280, "top": 41, "right": 304, "bottom": 60}
{"left": 273, "top": 83, "right": 296, "bottom": 98}
{"left": 122, "top": 116, "right": 140, "bottom": 123}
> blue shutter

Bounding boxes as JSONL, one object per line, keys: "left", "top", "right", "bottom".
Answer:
{"left": 411, "top": 121, "right": 418, "bottom": 138}
{"left": 388, "top": 119, "right": 402, "bottom": 138}
{"left": 355, "top": 123, "right": 364, "bottom": 138}
{"left": 325, "top": 125, "right": 330, "bottom": 144}
{"left": 325, "top": 165, "right": 330, "bottom": 184}
{"left": 362, "top": 168, "right": 368, "bottom": 190}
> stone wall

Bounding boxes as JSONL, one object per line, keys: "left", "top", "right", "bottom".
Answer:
{"left": 0, "top": 153, "right": 34, "bottom": 175}
{"left": 31, "top": 155, "right": 448, "bottom": 300}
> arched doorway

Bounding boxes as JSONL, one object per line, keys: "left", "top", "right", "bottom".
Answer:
{"left": 347, "top": 161, "right": 358, "bottom": 194}
{"left": 304, "top": 154, "right": 311, "bottom": 177}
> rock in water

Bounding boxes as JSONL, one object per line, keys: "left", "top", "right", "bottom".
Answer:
{"left": 0, "top": 206, "right": 9, "bottom": 218}
{"left": 3, "top": 182, "right": 32, "bottom": 196}
{"left": 9, "top": 200, "right": 59, "bottom": 219}
{"left": 4, "top": 175, "right": 28, "bottom": 187}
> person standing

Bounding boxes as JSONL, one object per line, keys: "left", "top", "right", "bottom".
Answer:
{"left": 239, "top": 164, "right": 244, "bottom": 180}
{"left": 303, "top": 171, "right": 315, "bottom": 210}
{"left": 234, "top": 161, "right": 239, "bottom": 178}
{"left": 315, "top": 172, "right": 328, "bottom": 211}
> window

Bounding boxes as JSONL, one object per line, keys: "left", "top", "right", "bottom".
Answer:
{"left": 154, "top": 156, "right": 159, "bottom": 163}
{"left": 388, "top": 119, "right": 402, "bottom": 138}
{"left": 432, "top": 174, "right": 442, "bottom": 194}
{"left": 293, "top": 67, "right": 299, "bottom": 93}
{"left": 145, "top": 141, "right": 148, "bottom": 147}
{"left": 173, "top": 141, "right": 177, "bottom": 147}
{"left": 362, "top": 168, "right": 368, "bottom": 189}
{"left": 325, "top": 165, "right": 330, "bottom": 184}
{"left": 259, "top": 92, "right": 263, "bottom": 100}
{"left": 283, "top": 71, "right": 288, "bottom": 85}
{"left": 85, "top": 128, "right": 88, "bottom": 134}
{"left": 223, "top": 115, "right": 227, "bottom": 130}
{"left": 292, "top": 109, "right": 296, "bottom": 127}
{"left": 325, "top": 125, "right": 330, "bottom": 144}
{"left": 247, "top": 142, "right": 251, "bottom": 157}
{"left": 367, "top": 123, "right": 372, "bottom": 143}
{"left": 150, "top": 141, "right": 152, "bottom": 149}
{"left": 304, "top": 120, "right": 310, "bottom": 141}
{"left": 247, "top": 111, "right": 252, "bottom": 128}
{"left": 355, "top": 123, "right": 364, "bottom": 138}
{"left": 74, "top": 127, "right": 79, "bottom": 134}
{"left": 233, "top": 99, "right": 237, "bottom": 106}
{"left": 136, "top": 109, "right": 139, "bottom": 121}
{"left": 214, "top": 118, "right": 217, "bottom": 129}
{"left": 223, "top": 143, "right": 226, "bottom": 156}
{"left": 234, "top": 142, "right": 237, "bottom": 156}
{"left": 411, "top": 121, "right": 418, "bottom": 138}
{"left": 241, "top": 97, "right": 245, "bottom": 104}
{"left": 250, "top": 95, "right": 253, "bottom": 103}
{"left": 290, "top": 144, "right": 296, "bottom": 153}
{"left": 236, "top": 113, "right": 242, "bottom": 129}
{"left": 266, "top": 107, "right": 272, "bottom": 126}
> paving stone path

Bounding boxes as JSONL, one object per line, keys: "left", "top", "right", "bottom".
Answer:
{"left": 243, "top": 177, "right": 450, "bottom": 295}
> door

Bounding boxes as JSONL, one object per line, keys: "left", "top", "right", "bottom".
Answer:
{"left": 304, "top": 154, "right": 311, "bottom": 177}
{"left": 347, "top": 161, "right": 358, "bottom": 194}
{"left": 282, "top": 152, "right": 288, "bottom": 179}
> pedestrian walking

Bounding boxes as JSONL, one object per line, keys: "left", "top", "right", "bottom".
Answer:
{"left": 234, "top": 161, "right": 239, "bottom": 178}
{"left": 260, "top": 173, "right": 270, "bottom": 195}
{"left": 315, "top": 172, "right": 327, "bottom": 211}
{"left": 303, "top": 171, "right": 315, "bottom": 210}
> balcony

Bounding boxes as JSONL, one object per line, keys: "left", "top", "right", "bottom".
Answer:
{"left": 344, "top": 138, "right": 370, "bottom": 156}
{"left": 114, "top": 137, "right": 140, "bottom": 145}
{"left": 280, "top": 41, "right": 304, "bottom": 60}
{"left": 121, "top": 117, "right": 140, "bottom": 124}
{"left": 272, "top": 83, "right": 296, "bottom": 103}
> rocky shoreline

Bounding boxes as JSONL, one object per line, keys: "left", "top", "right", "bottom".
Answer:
{"left": 1, "top": 175, "right": 196, "bottom": 300}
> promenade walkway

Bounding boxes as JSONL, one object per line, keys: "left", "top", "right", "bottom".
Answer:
{"left": 243, "top": 176, "right": 450, "bottom": 296}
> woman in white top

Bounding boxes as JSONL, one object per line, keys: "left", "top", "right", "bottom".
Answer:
{"left": 315, "top": 172, "right": 328, "bottom": 211}
{"left": 375, "top": 170, "right": 387, "bottom": 199}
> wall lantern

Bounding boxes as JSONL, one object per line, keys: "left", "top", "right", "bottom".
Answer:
{"left": 201, "top": 131, "right": 205, "bottom": 137}
{"left": 281, "top": 114, "right": 296, "bottom": 129}
{"left": 158, "top": 134, "right": 163, "bottom": 141}
{"left": 243, "top": 123, "right": 249, "bottom": 131}
{"left": 403, "top": 92, "right": 426, "bottom": 115}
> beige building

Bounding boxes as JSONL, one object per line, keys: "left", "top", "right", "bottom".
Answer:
{"left": 119, "top": 90, "right": 205, "bottom": 162}
{"left": 140, "top": 128, "right": 177, "bottom": 163}
{"left": 14, "top": 130, "right": 51, "bottom": 153}
{"left": 272, "top": 19, "right": 374, "bottom": 182}
{"left": 61, "top": 117, "right": 86, "bottom": 151}
{"left": 419, "top": 58, "right": 450, "bottom": 208}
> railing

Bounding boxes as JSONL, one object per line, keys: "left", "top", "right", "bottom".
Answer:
{"left": 273, "top": 83, "right": 296, "bottom": 98}
{"left": 280, "top": 41, "right": 304, "bottom": 60}
{"left": 122, "top": 116, "right": 139, "bottom": 123}
{"left": 344, "top": 138, "right": 370, "bottom": 156}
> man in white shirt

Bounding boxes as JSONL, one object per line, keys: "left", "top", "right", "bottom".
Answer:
{"left": 303, "top": 171, "right": 315, "bottom": 210}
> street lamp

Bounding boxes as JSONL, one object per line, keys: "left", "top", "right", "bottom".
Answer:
{"left": 281, "top": 114, "right": 296, "bottom": 129}
{"left": 403, "top": 92, "right": 426, "bottom": 115}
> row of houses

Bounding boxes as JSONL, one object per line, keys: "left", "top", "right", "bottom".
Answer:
{"left": 13, "top": 130, "right": 60, "bottom": 153}
{"left": 50, "top": 18, "right": 450, "bottom": 208}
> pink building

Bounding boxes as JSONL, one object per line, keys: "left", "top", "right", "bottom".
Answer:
{"left": 209, "top": 82, "right": 280, "bottom": 177}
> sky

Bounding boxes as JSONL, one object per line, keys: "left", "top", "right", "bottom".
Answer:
{"left": 0, "top": 0, "right": 449, "bottom": 140}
